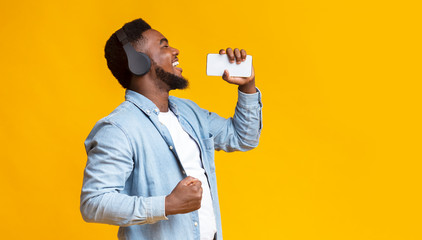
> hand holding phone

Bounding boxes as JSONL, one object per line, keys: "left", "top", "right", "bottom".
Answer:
{"left": 207, "top": 48, "right": 256, "bottom": 93}
{"left": 206, "top": 53, "right": 253, "bottom": 77}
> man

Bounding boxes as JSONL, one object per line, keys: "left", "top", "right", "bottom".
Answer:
{"left": 80, "top": 18, "right": 262, "bottom": 240}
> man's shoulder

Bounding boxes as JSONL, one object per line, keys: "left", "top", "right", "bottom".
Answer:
{"left": 92, "top": 100, "right": 146, "bottom": 131}
{"left": 85, "top": 100, "right": 147, "bottom": 143}
{"left": 102, "top": 101, "right": 138, "bottom": 122}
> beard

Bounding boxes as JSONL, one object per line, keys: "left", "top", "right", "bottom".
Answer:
{"left": 154, "top": 65, "right": 189, "bottom": 90}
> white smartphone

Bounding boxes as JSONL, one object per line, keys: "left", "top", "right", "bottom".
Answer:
{"left": 206, "top": 53, "right": 253, "bottom": 77}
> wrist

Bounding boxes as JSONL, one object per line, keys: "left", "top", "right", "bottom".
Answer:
{"left": 165, "top": 195, "right": 173, "bottom": 216}
{"left": 238, "top": 78, "right": 256, "bottom": 94}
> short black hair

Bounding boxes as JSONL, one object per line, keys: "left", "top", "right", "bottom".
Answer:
{"left": 104, "top": 18, "right": 151, "bottom": 88}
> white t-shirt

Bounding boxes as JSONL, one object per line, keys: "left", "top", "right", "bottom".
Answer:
{"left": 158, "top": 110, "right": 217, "bottom": 240}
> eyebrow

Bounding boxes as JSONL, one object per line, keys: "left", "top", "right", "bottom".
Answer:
{"left": 160, "top": 38, "right": 169, "bottom": 45}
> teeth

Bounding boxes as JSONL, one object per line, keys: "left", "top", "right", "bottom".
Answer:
{"left": 172, "top": 61, "right": 179, "bottom": 67}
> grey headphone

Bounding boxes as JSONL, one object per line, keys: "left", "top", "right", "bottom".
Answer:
{"left": 116, "top": 28, "right": 151, "bottom": 76}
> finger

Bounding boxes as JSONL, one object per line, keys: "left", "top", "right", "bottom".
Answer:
{"left": 182, "top": 176, "right": 193, "bottom": 182}
{"left": 195, "top": 185, "right": 203, "bottom": 196}
{"left": 197, "top": 189, "right": 203, "bottom": 200}
{"left": 222, "top": 70, "right": 242, "bottom": 84}
{"left": 223, "top": 70, "right": 251, "bottom": 85}
{"left": 219, "top": 49, "right": 226, "bottom": 55}
{"left": 226, "top": 48, "right": 234, "bottom": 63}
{"left": 234, "top": 48, "right": 241, "bottom": 64}
{"left": 225, "top": 77, "right": 247, "bottom": 85}
{"left": 189, "top": 179, "right": 202, "bottom": 187}
{"left": 240, "top": 49, "right": 247, "bottom": 61}
{"left": 222, "top": 69, "right": 230, "bottom": 81}
{"left": 183, "top": 176, "right": 198, "bottom": 185}
{"left": 191, "top": 181, "right": 202, "bottom": 192}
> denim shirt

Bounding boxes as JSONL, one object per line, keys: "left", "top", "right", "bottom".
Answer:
{"left": 80, "top": 89, "right": 262, "bottom": 240}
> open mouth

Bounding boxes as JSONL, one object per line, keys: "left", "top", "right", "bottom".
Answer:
{"left": 172, "top": 59, "right": 182, "bottom": 73}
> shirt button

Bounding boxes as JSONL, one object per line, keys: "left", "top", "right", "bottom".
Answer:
{"left": 169, "top": 146, "right": 173, "bottom": 150}
{"left": 146, "top": 110, "right": 150, "bottom": 114}
{"left": 182, "top": 170, "right": 186, "bottom": 175}
{"left": 194, "top": 222, "right": 198, "bottom": 226}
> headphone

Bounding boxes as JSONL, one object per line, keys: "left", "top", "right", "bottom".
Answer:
{"left": 116, "top": 28, "right": 151, "bottom": 76}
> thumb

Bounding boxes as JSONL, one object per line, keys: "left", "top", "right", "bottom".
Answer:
{"left": 181, "top": 176, "right": 199, "bottom": 186}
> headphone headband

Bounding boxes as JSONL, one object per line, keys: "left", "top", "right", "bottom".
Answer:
{"left": 116, "top": 29, "right": 129, "bottom": 45}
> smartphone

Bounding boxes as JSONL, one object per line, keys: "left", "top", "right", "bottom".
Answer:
{"left": 206, "top": 53, "right": 253, "bottom": 77}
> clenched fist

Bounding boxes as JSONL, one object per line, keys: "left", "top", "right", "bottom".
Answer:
{"left": 165, "top": 176, "right": 203, "bottom": 216}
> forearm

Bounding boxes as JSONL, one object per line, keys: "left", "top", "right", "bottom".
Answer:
{"left": 211, "top": 88, "right": 263, "bottom": 151}
{"left": 80, "top": 192, "right": 167, "bottom": 226}
{"left": 232, "top": 88, "right": 262, "bottom": 148}
{"left": 81, "top": 123, "right": 168, "bottom": 226}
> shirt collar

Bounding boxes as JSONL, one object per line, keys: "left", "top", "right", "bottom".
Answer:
{"left": 168, "top": 96, "right": 180, "bottom": 117}
{"left": 125, "top": 89, "right": 179, "bottom": 117}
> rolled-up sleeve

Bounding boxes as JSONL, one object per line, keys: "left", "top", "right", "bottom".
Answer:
{"left": 208, "top": 88, "right": 263, "bottom": 152}
{"left": 80, "top": 122, "right": 168, "bottom": 226}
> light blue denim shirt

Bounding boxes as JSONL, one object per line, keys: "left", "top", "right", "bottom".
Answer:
{"left": 80, "top": 89, "right": 262, "bottom": 240}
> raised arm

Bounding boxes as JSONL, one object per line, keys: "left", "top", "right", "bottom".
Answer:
{"left": 207, "top": 48, "right": 263, "bottom": 152}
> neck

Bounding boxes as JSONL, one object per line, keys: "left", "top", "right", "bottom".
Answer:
{"left": 129, "top": 74, "right": 171, "bottom": 112}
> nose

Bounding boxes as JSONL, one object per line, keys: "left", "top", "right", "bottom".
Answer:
{"left": 172, "top": 47, "right": 179, "bottom": 56}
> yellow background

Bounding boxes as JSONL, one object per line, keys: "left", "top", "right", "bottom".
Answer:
{"left": 1, "top": 0, "right": 421, "bottom": 239}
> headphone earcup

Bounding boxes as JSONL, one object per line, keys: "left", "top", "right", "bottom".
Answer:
{"left": 122, "top": 43, "right": 151, "bottom": 76}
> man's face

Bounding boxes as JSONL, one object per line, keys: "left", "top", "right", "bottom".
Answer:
{"left": 136, "top": 29, "right": 188, "bottom": 90}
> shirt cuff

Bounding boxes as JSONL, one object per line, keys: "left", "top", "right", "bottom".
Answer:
{"left": 237, "top": 87, "right": 262, "bottom": 107}
{"left": 146, "top": 195, "right": 168, "bottom": 223}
